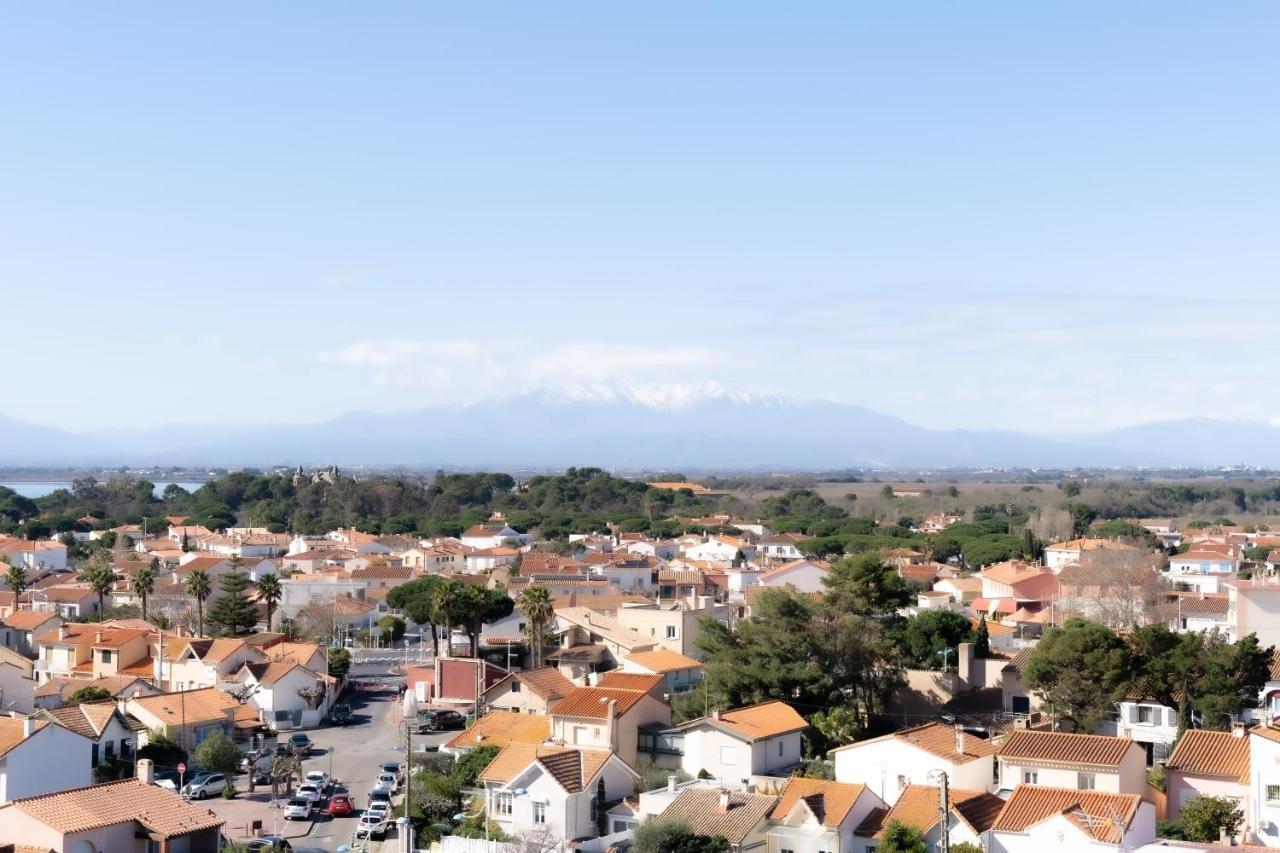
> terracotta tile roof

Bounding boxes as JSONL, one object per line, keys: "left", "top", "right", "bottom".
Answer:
{"left": 443, "top": 711, "right": 551, "bottom": 751}
{"left": 201, "top": 637, "right": 251, "bottom": 663}
{"left": 858, "top": 784, "right": 1001, "bottom": 837}
{"left": 981, "top": 560, "right": 1053, "bottom": 586}
{"left": 502, "top": 667, "right": 575, "bottom": 700}
{"left": 0, "top": 718, "right": 49, "bottom": 758}
{"left": 1, "top": 610, "right": 60, "bottom": 630}
{"left": 534, "top": 748, "right": 616, "bottom": 792}
{"left": 830, "top": 721, "right": 995, "bottom": 765}
{"left": 991, "top": 785, "right": 1140, "bottom": 844}
{"left": 478, "top": 743, "right": 570, "bottom": 784}
{"left": 1167, "top": 729, "right": 1250, "bottom": 782}
{"left": 41, "top": 702, "right": 118, "bottom": 739}
{"left": 595, "top": 672, "right": 664, "bottom": 693}
{"left": 551, "top": 686, "right": 655, "bottom": 719}
{"left": 999, "top": 730, "right": 1138, "bottom": 769}
{"left": 33, "top": 675, "right": 154, "bottom": 702}
{"left": 265, "top": 642, "right": 322, "bottom": 666}
{"left": 35, "top": 624, "right": 148, "bottom": 649}
{"left": 715, "top": 701, "right": 807, "bottom": 740}
{"left": 770, "top": 778, "right": 868, "bottom": 827}
{"left": 625, "top": 649, "right": 703, "bottom": 673}
{"left": 241, "top": 660, "right": 309, "bottom": 686}
{"left": 128, "top": 687, "right": 240, "bottom": 727}
{"left": 11, "top": 778, "right": 223, "bottom": 837}
{"left": 659, "top": 787, "right": 778, "bottom": 845}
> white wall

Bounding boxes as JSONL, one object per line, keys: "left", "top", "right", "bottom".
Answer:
{"left": 0, "top": 724, "right": 92, "bottom": 802}
{"left": 833, "top": 739, "right": 992, "bottom": 805}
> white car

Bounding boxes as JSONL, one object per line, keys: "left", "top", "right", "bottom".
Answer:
{"left": 355, "top": 812, "right": 387, "bottom": 840}
{"left": 296, "top": 783, "right": 322, "bottom": 803}
{"left": 303, "top": 770, "right": 330, "bottom": 791}
{"left": 366, "top": 800, "right": 391, "bottom": 820}
{"left": 283, "top": 797, "right": 313, "bottom": 820}
{"left": 375, "top": 772, "right": 399, "bottom": 793}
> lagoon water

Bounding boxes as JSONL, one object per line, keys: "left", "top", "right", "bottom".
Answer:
{"left": 0, "top": 482, "right": 204, "bottom": 499}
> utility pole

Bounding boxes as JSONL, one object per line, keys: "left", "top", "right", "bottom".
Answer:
{"left": 403, "top": 721, "right": 413, "bottom": 836}
{"left": 934, "top": 769, "right": 951, "bottom": 853}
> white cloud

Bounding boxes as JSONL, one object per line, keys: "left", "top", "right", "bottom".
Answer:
{"left": 321, "top": 337, "right": 732, "bottom": 403}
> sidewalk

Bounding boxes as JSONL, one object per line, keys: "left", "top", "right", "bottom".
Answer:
{"left": 204, "top": 789, "right": 316, "bottom": 841}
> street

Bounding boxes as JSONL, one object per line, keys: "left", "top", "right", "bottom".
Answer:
{"left": 214, "top": 674, "right": 456, "bottom": 853}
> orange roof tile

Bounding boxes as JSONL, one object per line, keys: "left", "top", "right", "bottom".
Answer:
{"left": 770, "top": 778, "right": 868, "bottom": 827}
{"left": 625, "top": 649, "right": 703, "bottom": 673}
{"left": 12, "top": 778, "right": 223, "bottom": 837}
{"left": 128, "top": 687, "right": 239, "bottom": 727}
{"left": 0, "top": 718, "right": 49, "bottom": 758}
{"left": 551, "top": 686, "right": 655, "bottom": 719}
{"left": 831, "top": 721, "right": 996, "bottom": 765}
{"left": 999, "top": 730, "right": 1138, "bottom": 769}
{"left": 858, "top": 784, "right": 1001, "bottom": 838}
{"left": 658, "top": 787, "right": 778, "bottom": 845}
{"left": 991, "top": 785, "right": 1140, "bottom": 844}
{"left": 595, "top": 672, "right": 664, "bottom": 693}
{"left": 443, "top": 711, "right": 551, "bottom": 751}
{"left": 1166, "top": 729, "right": 1250, "bottom": 782}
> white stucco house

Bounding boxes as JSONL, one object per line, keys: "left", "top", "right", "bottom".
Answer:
{"left": 997, "top": 730, "right": 1147, "bottom": 796}
{"left": 663, "top": 701, "right": 807, "bottom": 786}
{"left": 0, "top": 716, "right": 92, "bottom": 803}
{"left": 988, "top": 785, "right": 1155, "bottom": 852}
{"left": 1165, "top": 727, "right": 1248, "bottom": 823}
{"left": 831, "top": 722, "right": 997, "bottom": 805}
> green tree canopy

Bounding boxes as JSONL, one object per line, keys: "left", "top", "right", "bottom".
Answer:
{"left": 631, "top": 819, "right": 730, "bottom": 853}
{"left": 880, "top": 820, "right": 928, "bottom": 853}
{"left": 206, "top": 569, "right": 258, "bottom": 636}
{"left": 1024, "top": 618, "right": 1131, "bottom": 731}
{"left": 66, "top": 686, "right": 112, "bottom": 705}
{"left": 901, "top": 609, "right": 975, "bottom": 670}
{"left": 193, "top": 731, "right": 243, "bottom": 775}
{"left": 823, "top": 553, "right": 911, "bottom": 617}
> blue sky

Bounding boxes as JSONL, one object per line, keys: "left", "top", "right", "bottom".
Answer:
{"left": 3, "top": 3, "right": 1277, "bottom": 434}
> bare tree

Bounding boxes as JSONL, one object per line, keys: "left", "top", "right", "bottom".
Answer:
{"left": 1056, "top": 549, "right": 1164, "bottom": 630}
{"left": 1031, "top": 507, "right": 1075, "bottom": 543}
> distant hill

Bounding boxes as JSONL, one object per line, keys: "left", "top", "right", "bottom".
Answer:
{"left": 2, "top": 387, "right": 1278, "bottom": 468}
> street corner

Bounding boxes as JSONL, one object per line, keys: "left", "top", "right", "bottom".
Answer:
{"left": 202, "top": 790, "right": 316, "bottom": 842}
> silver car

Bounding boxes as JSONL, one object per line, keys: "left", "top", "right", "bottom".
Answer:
{"left": 283, "top": 797, "right": 313, "bottom": 820}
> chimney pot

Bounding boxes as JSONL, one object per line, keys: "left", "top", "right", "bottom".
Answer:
{"left": 717, "top": 791, "right": 730, "bottom": 814}
{"left": 1233, "top": 721, "right": 1246, "bottom": 738}
{"left": 136, "top": 757, "right": 155, "bottom": 785}
{"left": 712, "top": 709, "right": 721, "bottom": 721}
{"left": 95, "top": 631, "right": 103, "bottom": 644}
{"left": 22, "top": 717, "right": 34, "bottom": 737}
{"left": 667, "top": 774, "right": 678, "bottom": 793}
{"left": 955, "top": 724, "right": 966, "bottom": 754}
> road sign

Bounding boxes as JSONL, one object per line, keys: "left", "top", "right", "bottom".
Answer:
{"left": 177, "top": 762, "right": 186, "bottom": 774}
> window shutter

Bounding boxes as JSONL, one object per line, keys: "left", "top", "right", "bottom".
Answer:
{"left": 1166, "top": 707, "right": 1176, "bottom": 727}
{"left": 1128, "top": 705, "right": 1139, "bottom": 723}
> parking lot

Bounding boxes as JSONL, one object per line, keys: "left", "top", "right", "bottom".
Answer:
{"left": 211, "top": 685, "right": 458, "bottom": 852}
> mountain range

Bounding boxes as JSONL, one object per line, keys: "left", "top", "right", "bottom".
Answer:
{"left": 0, "top": 384, "right": 1274, "bottom": 469}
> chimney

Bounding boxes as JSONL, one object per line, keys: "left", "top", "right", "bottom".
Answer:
{"left": 58, "top": 625, "right": 68, "bottom": 640}
{"left": 22, "top": 717, "right": 34, "bottom": 737}
{"left": 955, "top": 724, "right": 966, "bottom": 754}
{"left": 712, "top": 709, "right": 722, "bottom": 721}
{"left": 1233, "top": 721, "right": 1246, "bottom": 738}
{"left": 117, "top": 698, "right": 128, "bottom": 716}
{"left": 95, "top": 631, "right": 103, "bottom": 644}
{"left": 667, "top": 774, "right": 678, "bottom": 793}
{"left": 717, "top": 790, "right": 731, "bottom": 814}
{"left": 136, "top": 757, "right": 155, "bottom": 785}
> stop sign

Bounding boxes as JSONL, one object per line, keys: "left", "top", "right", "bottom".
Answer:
{"left": 177, "top": 762, "right": 186, "bottom": 775}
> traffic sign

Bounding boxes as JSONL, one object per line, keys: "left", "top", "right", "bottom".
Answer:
{"left": 177, "top": 762, "right": 186, "bottom": 774}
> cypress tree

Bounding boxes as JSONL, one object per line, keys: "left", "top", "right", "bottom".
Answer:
{"left": 974, "top": 614, "right": 991, "bottom": 659}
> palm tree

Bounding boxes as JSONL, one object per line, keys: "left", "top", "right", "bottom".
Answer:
{"left": 256, "top": 573, "right": 282, "bottom": 631}
{"left": 131, "top": 565, "right": 156, "bottom": 623}
{"left": 77, "top": 553, "right": 116, "bottom": 617}
{"left": 5, "top": 562, "right": 28, "bottom": 602}
{"left": 518, "top": 586, "right": 554, "bottom": 669}
{"left": 186, "top": 568, "right": 212, "bottom": 636}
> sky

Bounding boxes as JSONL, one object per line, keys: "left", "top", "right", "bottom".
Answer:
{"left": 2, "top": 3, "right": 1278, "bottom": 435}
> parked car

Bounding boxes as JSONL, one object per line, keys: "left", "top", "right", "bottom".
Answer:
{"left": 296, "top": 783, "right": 323, "bottom": 804}
{"left": 327, "top": 793, "right": 355, "bottom": 817}
{"left": 304, "top": 770, "right": 330, "bottom": 791}
{"left": 355, "top": 812, "right": 388, "bottom": 840}
{"left": 379, "top": 761, "right": 404, "bottom": 782}
{"left": 375, "top": 772, "right": 399, "bottom": 793}
{"left": 288, "top": 733, "right": 313, "bottom": 755}
{"left": 241, "top": 754, "right": 275, "bottom": 784}
{"left": 368, "top": 787, "right": 392, "bottom": 807}
{"left": 181, "top": 773, "right": 228, "bottom": 800}
{"left": 283, "top": 797, "right": 313, "bottom": 821}
{"left": 245, "top": 836, "right": 292, "bottom": 852}
{"left": 415, "top": 709, "right": 465, "bottom": 732}
{"left": 329, "top": 703, "right": 352, "bottom": 725}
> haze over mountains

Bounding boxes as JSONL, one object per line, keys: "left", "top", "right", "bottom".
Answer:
{"left": 0, "top": 383, "right": 1274, "bottom": 470}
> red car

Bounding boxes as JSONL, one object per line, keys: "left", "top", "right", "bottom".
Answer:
{"left": 327, "top": 793, "right": 355, "bottom": 817}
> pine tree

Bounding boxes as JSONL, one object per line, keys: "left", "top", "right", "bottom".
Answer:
{"left": 206, "top": 569, "right": 258, "bottom": 636}
{"left": 974, "top": 614, "right": 991, "bottom": 659}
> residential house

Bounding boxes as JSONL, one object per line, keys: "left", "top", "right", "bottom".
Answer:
{"left": 0, "top": 538, "right": 67, "bottom": 572}
{"left": 998, "top": 650, "right": 1041, "bottom": 717}
{"left": 987, "top": 785, "right": 1155, "bottom": 853}
{"left": 0, "top": 763, "right": 223, "bottom": 852}
{"left": 1109, "top": 687, "right": 1179, "bottom": 765}
{"left": 31, "top": 585, "right": 98, "bottom": 620}
{"left": 125, "top": 687, "right": 240, "bottom": 752}
{"left": 550, "top": 607, "right": 657, "bottom": 680}
{"left": 652, "top": 786, "right": 778, "bottom": 853}
{"left": 853, "top": 783, "right": 1005, "bottom": 853}
{"left": 156, "top": 636, "right": 267, "bottom": 692}
{"left": 766, "top": 778, "right": 887, "bottom": 853}
{"left": 613, "top": 600, "right": 731, "bottom": 661}
{"left": 756, "top": 559, "right": 829, "bottom": 595}
{"left": 33, "top": 675, "right": 159, "bottom": 711}
{"left": 482, "top": 667, "right": 576, "bottom": 716}
{"left": 549, "top": 681, "right": 671, "bottom": 766}
{"left": 620, "top": 650, "right": 703, "bottom": 696}
{"left": 0, "top": 610, "right": 58, "bottom": 659}
{"left": 460, "top": 524, "right": 531, "bottom": 550}
{"left": 1043, "top": 538, "right": 1140, "bottom": 572}
{"left": 479, "top": 743, "right": 639, "bottom": 843}
{"left": 1164, "top": 728, "right": 1249, "bottom": 820}
{"left": 0, "top": 717, "right": 91, "bottom": 803}
{"left": 442, "top": 711, "right": 551, "bottom": 754}
{"left": 0, "top": 647, "right": 35, "bottom": 714}
{"left": 684, "top": 535, "right": 754, "bottom": 564}
{"left": 227, "top": 660, "right": 330, "bottom": 730}
{"left": 426, "top": 656, "right": 509, "bottom": 709}
{"left": 1166, "top": 592, "right": 1232, "bottom": 635}
{"left": 758, "top": 533, "right": 808, "bottom": 562}
{"left": 1230, "top": 578, "right": 1280, "bottom": 652}
{"left": 33, "top": 624, "right": 153, "bottom": 687}
{"left": 466, "top": 547, "right": 521, "bottom": 573}
{"left": 1248, "top": 724, "right": 1280, "bottom": 846}
{"left": 660, "top": 701, "right": 806, "bottom": 785}
{"left": 932, "top": 576, "right": 983, "bottom": 606}
{"left": 975, "top": 561, "right": 1058, "bottom": 619}
{"left": 831, "top": 722, "right": 996, "bottom": 805}
{"left": 997, "top": 730, "right": 1147, "bottom": 796}
{"left": 37, "top": 701, "right": 136, "bottom": 774}
{"left": 1168, "top": 551, "right": 1241, "bottom": 592}
{"left": 624, "top": 539, "right": 680, "bottom": 560}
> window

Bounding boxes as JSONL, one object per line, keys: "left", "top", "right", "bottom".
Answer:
{"left": 777, "top": 740, "right": 784, "bottom": 757}
{"left": 533, "top": 801, "right": 547, "bottom": 825}
{"left": 1267, "top": 785, "right": 1280, "bottom": 806}
{"left": 664, "top": 625, "right": 678, "bottom": 639}
{"left": 105, "top": 740, "right": 115, "bottom": 760}
{"left": 1078, "top": 772, "right": 1096, "bottom": 790}
{"left": 1137, "top": 706, "right": 1155, "bottom": 725}
{"left": 1023, "top": 770, "right": 1038, "bottom": 784}
{"left": 100, "top": 650, "right": 113, "bottom": 663}
{"left": 897, "top": 774, "right": 908, "bottom": 792}
{"left": 511, "top": 682, "right": 521, "bottom": 693}
{"left": 91, "top": 743, "right": 99, "bottom": 765}
{"left": 612, "top": 819, "right": 638, "bottom": 833}
{"left": 590, "top": 797, "right": 598, "bottom": 821}
{"left": 720, "top": 745, "right": 736, "bottom": 765}
{"left": 494, "top": 792, "right": 513, "bottom": 816}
